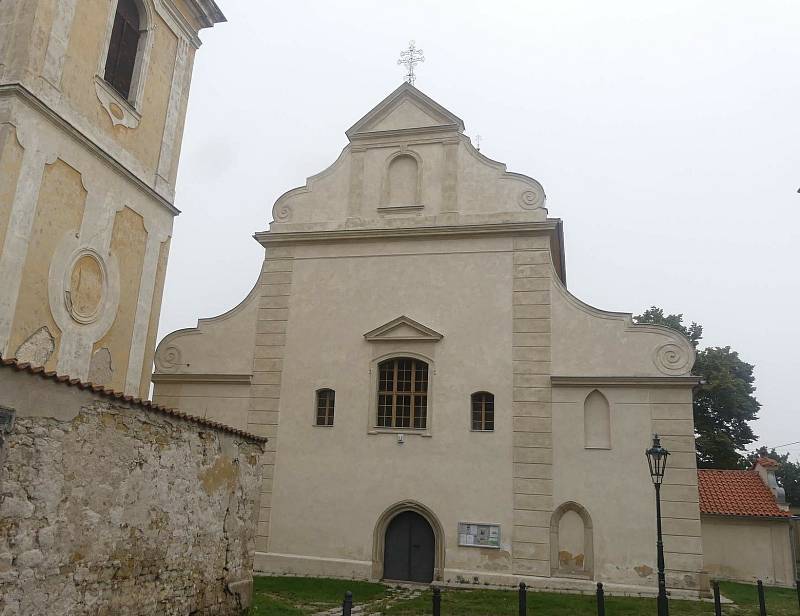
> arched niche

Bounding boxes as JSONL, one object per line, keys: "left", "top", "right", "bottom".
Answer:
{"left": 550, "top": 501, "right": 594, "bottom": 579}
{"left": 372, "top": 500, "right": 445, "bottom": 581}
{"left": 383, "top": 151, "right": 422, "bottom": 207}
{"left": 584, "top": 389, "right": 611, "bottom": 449}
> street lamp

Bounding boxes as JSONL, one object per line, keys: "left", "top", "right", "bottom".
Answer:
{"left": 646, "top": 434, "right": 670, "bottom": 616}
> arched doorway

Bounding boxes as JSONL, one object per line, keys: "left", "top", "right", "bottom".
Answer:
{"left": 383, "top": 511, "right": 435, "bottom": 582}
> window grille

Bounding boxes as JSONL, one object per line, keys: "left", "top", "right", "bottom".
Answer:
{"left": 471, "top": 392, "right": 494, "bottom": 431}
{"left": 377, "top": 358, "right": 428, "bottom": 429}
{"left": 316, "top": 389, "right": 335, "bottom": 426}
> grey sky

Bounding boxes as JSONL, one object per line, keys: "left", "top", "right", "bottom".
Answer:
{"left": 160, "top": 0, "right": 800, "bottom": 459}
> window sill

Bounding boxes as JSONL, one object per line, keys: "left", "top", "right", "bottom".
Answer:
{"left": 368, "top": 428, "right": 431, "bottom": 437}
{"left": 94, "top": 75, "right": 141, "bottom": 129}
{"left": 470, "top": 429, "right": 495, "bottom": 433}
{"left": 313, "top": 424, "right": 334, "bottom": 428}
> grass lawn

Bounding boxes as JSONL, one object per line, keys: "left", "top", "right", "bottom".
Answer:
{"left": 246, "top": 576, "right": 388, "bottom": 615}
{"left": 248, "top": 576, "right": 799, "bottom": 616}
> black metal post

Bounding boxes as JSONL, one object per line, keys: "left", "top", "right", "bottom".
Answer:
{"left": 432, "top": 586, "right": 441, "bottom": 616}
{"left": 796, "top": 579, "right": 799, "bottom": 610}
{"left": 712, "top": 580, "right": 721, "bottom": 616}
{"left": 757, "top": 580, "right": 766, "bottom": 616}
{"left": 342, "top": 590, "right": 353, "bottom": 616}
{"left": 596, "top": 582, "right": 605, "bottom": 616}
{"left": 654, "top": 482, "right": 669, "bottom": 616}
{"left": 518, "top": 581, "right": 527, "bottom": 616}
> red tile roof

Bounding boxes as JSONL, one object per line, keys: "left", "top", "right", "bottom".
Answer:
{"left": 0, "top": 357, "right": 267, "bottom": 443}
{"left": 697, "top": 469, "right": 791, "bottom": 518}
{"left": 754, "top": 456, "right": 779, "bottom": 469}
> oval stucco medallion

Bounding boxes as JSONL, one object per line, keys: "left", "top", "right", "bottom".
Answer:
{"left": 66, "top": 253, "right": 105, "bottom": 324}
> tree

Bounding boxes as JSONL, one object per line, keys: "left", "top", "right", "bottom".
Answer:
{"left": 747, "top": 447, "right": 800, "bottom": 507}
{"left": 633, "top": 307, "right": 759, "bottom": 468}
{"left": 634, "top": 306, "right": 703, "bottom": 348}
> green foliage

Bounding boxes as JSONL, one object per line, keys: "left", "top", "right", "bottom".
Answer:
{"left": 747, "top": 446, "right": 800, "bottom": 506}
{"left": 633, "top": 307, "right": 759, "bottom": 468}
{"left": 693, "top": 346, "right": 759, "bottom": 468}
{"left": 633, "top": 306, "right": 703, "bottom": 347}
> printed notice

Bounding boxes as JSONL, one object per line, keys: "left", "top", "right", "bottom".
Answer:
{"left": 458, "top": 522, "right": 500, "bottom": 548}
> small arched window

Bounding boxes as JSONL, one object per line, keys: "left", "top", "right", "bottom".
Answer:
{"left": 316, "top": 389, "right": 335, "bottom": 426}
{"left": 471, "top": 392, "right": 494, "bottom": 431}
{"left": 377, "top": 357, "right": 428, "bottom": 429}
{"left": 104, "top": 0, "right": 142, "bottom": 100}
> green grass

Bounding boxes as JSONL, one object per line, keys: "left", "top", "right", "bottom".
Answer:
{"left": 247, "top": 576, "right": 800, "bottom": 616}
{"left": 247, "top": 575, "right": 388, "bottom": 615}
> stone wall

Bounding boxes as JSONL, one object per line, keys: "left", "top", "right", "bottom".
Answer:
{"left": 0, "top": 363, "right": 265, "bottom": 616}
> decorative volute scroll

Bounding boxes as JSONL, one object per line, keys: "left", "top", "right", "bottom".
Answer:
{"left": 268, "top": 82, "right": 547, "bottom": 229}
{"left": 364, "top": 316, "right": 443, "bottom": 343}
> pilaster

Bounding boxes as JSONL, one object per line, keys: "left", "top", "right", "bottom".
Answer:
{"left": 0, "top": 125, "right": 57, "bottom": 356}
{"left": 41, "top": 0, "right": 79, "bottom": 92}
{"left": 124, "top": 230, "right": 168, "bottom": 394}
{"left": 346, "top": 146, "right": 365, "bottom": 221}
{"left": 155, "top": 36, "right": 191, "bottom": 199}
{"left": 511, "top": 234, "right": 554, "bottom": 576}
{"left": 651, "top": 389, "right": 707, "bottom": 591}
{"left": 249, "top": 246, "right": 294, "bottom": 553}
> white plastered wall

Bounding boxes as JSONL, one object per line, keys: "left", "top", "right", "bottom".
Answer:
{"left": 701, "top": 516, "right": 795, "bottom": 586}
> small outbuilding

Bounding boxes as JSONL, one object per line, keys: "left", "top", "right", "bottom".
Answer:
{"left": 699, "top": 458, "right": 796, "bottom": 586}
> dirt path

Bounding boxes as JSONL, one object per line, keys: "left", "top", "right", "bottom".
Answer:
{"left": 311, "top": 586, "right": 423, "bottom": 616}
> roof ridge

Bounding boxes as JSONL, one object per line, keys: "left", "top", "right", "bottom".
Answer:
{"left": 0, "top": 356, "right": 267, "bottom": 444}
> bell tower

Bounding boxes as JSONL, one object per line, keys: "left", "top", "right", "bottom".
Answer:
{"left": 0, "top": 0, "right": 224, "bottom": 396}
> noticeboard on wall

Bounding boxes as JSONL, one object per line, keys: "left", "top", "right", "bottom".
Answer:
{"left": 458, "top": 522, "right": 500, "bottom": 548}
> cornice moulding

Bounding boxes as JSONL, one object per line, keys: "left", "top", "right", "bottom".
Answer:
{"left": 151, "top": 373, "right": 252, "bottom": 384}
{"left": 550, "top": 376, "right": 702, "bottom": 387}
{"left": 0, "top": 83, "right": 179, "bottom": 216}
{"left": 255, "top": 221, "right": 560, "bottom": 246}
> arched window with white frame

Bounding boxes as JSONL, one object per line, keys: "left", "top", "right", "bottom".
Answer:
{"left": 103, "top": 0, "right": 144, "bottom": 101}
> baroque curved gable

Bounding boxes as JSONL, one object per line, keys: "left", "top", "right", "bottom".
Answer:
{"left": 270, "top": 83, "right": 547, "bottom": 232}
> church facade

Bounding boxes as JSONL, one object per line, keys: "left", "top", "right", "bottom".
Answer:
{"left": 153, "top": 83, "right": 707, "bottom": 593}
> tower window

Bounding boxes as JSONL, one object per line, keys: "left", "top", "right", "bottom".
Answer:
{"left": 104, "top": 0, "right": 142, "bottom": 100}
{"left": 471, "top": 392, "right": 494, "bottom": 431}
{"left": 316, "top": 389, "right": 335, "bottom": 426}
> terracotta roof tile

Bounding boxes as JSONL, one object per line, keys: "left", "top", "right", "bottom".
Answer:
{"left": 697, "top": 469, "right": 791, "bottom": 518}
{"left": 754, "top": 456, "right": 779, "bottom": 469}
{"left": 0, "top": 357, "right": 267, "bottom": 444}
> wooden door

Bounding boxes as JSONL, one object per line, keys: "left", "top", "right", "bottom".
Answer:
{"left": 383, "top": 511, "right": 435, "bottom": 583}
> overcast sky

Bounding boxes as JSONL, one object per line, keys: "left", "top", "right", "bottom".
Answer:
{"left": 160, "top": 0, "right": 799, "bottom": 459}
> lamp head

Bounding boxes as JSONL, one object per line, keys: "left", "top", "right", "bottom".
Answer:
{"left": 646, "top": 433, "right": 670, "bottom": 485}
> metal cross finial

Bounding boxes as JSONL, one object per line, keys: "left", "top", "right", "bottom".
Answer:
{"left": 398, "top": 40, "right": 425, "bottom": 86}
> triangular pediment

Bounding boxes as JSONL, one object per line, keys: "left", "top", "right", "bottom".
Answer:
{"left": 363, "top": 315, "right": 443, "bottom": 342}
{"left": 346, "top": 82, "right": 465, "bottom": 140}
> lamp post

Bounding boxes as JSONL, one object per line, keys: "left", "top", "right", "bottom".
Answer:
{"left": 646, "top": 434, "right": 670, "bottom": 616}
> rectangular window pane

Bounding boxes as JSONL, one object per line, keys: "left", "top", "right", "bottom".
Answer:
{"left": 415, "top": 364, "right": 428, "bottom": 392}
{"left": 378, "top": 394, "right": 392, "bottom": 427}
{"left": 397, "top": 360, "right": 411, "bottom": 392}
{"left": 396, "top": 395, "right": 410, "bottom": 427}
{"left": 414, "top": 395, "right": 427, "bottom": 429}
